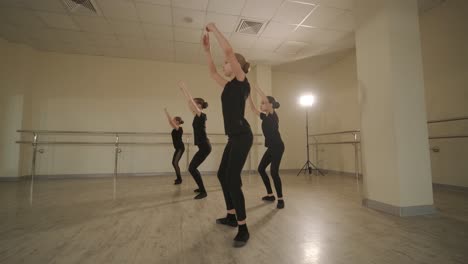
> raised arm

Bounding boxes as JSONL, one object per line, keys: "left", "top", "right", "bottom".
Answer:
{"left": 178, "top": 81, "right": 202, "bottom": 117}
{"left": 206, "top": 23, "right": 245, "bottom": 82}
{"left": 253, "top": 83, "right": 269, "bottom": 104}
{"left": 248, "top": 94, "right": 261, "bottom": 116}
{"left": 202, "top": 33, "right": 227, "bottom": 88}
{"left": 164, "top": 108, "right": 179, "bottom": 130}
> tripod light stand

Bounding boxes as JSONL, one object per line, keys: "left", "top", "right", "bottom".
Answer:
{"left": 297, "top": 95, "right": 325, "bottom": 176}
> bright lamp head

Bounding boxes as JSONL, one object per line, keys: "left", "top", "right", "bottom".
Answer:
{"left": 299, "top": 95, "right": 315, "bottom": 107}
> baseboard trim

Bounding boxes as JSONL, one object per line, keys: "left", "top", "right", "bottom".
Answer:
{"left": 323, "top": 169, "right": 363, "bottom": 177}
{"left": 0, "top": 170, "right": 260, "bottom": 181}
{"left": 284, "top": 168, "right": 363, "bottom": 178}
{"left": 0, "top": 176, "right": 29, "bottom": 182}
{"left": 433, "top": 183, "right": 468, "bottom": 192}
{"left": 362, "top": 198, "right": 436, "bottom": 217}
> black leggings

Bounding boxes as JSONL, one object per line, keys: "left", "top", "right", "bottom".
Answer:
{"left": 172, "top": 147, "right": 185, "bottom": 180}
{"left": 258, "top": 143, "right": 285, "bottom": 198}
{"left": 217, "top": 132, "right": 253, "bottom": 222}
{"left": 189, "top": 141, "right": 212, "bottom": 192}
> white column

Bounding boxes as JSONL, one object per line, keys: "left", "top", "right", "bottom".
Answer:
{"left": 355, "top": 0, "right": 434, "bottom": 216}
{"left": 0, "top": 94, "right": 24, "bottom": 178}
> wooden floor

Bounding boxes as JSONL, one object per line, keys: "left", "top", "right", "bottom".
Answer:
{"left": 1, "top": 173, "right": 467, "bottom": 264}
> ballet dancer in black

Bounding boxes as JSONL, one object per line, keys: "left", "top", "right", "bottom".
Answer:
{"left": 164, "top": 108, "right": 185, "bottom": 185}
{"left": 203, "top": 22, "right": 253, "bottom": 247}
{"left": 178, "top": 81, "right": 212, "bottom": 200}
{"left": 248, "top": 85, "right": 285, "bottom": 209}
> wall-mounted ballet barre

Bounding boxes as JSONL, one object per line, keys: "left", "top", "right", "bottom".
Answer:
{"left": 427, "top": 116, "right": 468, "bottom": 124}
{"left": 307, "top": 116, "right": 468, "bottom": 179}
{"left": 427, "top": 116, "right": 468, "bottom": 153}
{"left": 307, "top": 130, "right": 361, "bottom": 179}
{"left": 16, "top": 130, "right": 264, "bottom": 185}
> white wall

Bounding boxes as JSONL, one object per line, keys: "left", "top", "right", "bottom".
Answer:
{"left": 421, "top": 0, "right": 468, "bottom": 187}
{"left": 0, "top": 39, "right": 33, "bottom": 178}
{"left": 1, "top": 1, "right": 466, "bottom": 184}
{"left": 272, "top": 0, "right": 468, "bottom": 187}
{"left": 273, "top": 53, "right": 360, "bottom": 173}
{"left": 0, "top": 39, "right": 262, "bottom": 177}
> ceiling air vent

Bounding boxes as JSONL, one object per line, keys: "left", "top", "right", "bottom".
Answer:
{"left": 62, "top": 0, "right": 101, "bottom": 15}
{"left": 235, "top": 19, "right": 266, "bottom": 35}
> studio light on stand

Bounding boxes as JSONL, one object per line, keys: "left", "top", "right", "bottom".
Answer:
{"left": 297, "top": 95, "right": 324, "bottom": 176}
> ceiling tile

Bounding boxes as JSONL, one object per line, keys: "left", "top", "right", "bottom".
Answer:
{"left": 142, "top": 23, "right": 173, "bottom": 40}
{"left": 34, "top": 41, "right": 72, "bottom": 53}
{"left": 321, "top": 0, "right": 354, "bottom": 10}
{"left": 205, "top": 13, "right": 239, "bottom": 33}
{"left": 289, "top": 26, "right": 348, "bottom": 45}
{"left": 86, "top": 33, "right": 122, "bottom": 47}
{"left": 53, "top": 29, "right": 94, "bottom": 45}
{"left": 71, "top": 44, "right": 102, "bottom": 56}
{"left": 135, "top": 2, "right": 172, "bottom": 25}
{"left": 288, "top": 26, "right": 317, "bottom": 43}
{"left": 38, "top": 13, "right": 80, "bottom": 30}
{"left": 0, "top": 0, "right": 27, "bottom": 8}
{"left": 229, "top": 33, "right": 257, "bottom": 49}
{"left": 109, "top": 47, "right": 147, "bottom": 60}
{"left": 207, "top": 0, "right": 245, "bottom": 15}
{"left": 0, "top": 24, "right": 31, "bottom": 44}
{"left": 96, "top": 0, "right": 139, "bottom": 20}
{"left": 27, "top": 28, "right": 60, "bottom": 42}
{"left": 119, "top": 36, "right": 149, "bottom": 49}
{"left": 175, "top": 41, "right": 200, "bottom": 63}
{"left": 73, "top": 16, "right": 113, "bottom": 33}
{"left": 295, "top": 42, "right": 325, "bottom": 58}
{"left": 254, "top": 37, "right": 283, "bottom": 51}
{"left": 326, "top": 11, "right": 354, "bottom": 32}
{"left": 261, "top": 22, "right": 295, "bottom": 39}
{"left": 0, "top": 23, "right": 16, "bottom": 36}
{"left": 174, "top": 28, "right": 202, "bottom": 43}
{"left": 272, "top": 1, "right": 316, "bottom": 25}
{"left": 99, "top": 46, "right": 124, "bottom": 57}
{"left": 173, "top": 8, "right": 205, "bottom": 29}
{"left": 0, "top": 0, "right": 354, "bottom": 67}
{"left": 172, "top": 0, "right": 209, "bottom": 11}
{"left": 321, "top": 33, "right": 355, "bottom": 52}
{"left": 147, "top": 39, "right": 174, "bottom": 53}
{"left": 100, "top": 46, "right": 145, "bottom": 59}
{"left": 23, "top": 0, "right": 68, "bottom": 13}
{"left": 311, "top": 28, "right": 349, "bottom": 44}
{"left": 0, "top": 8, "right": 46, "bottom": 28}
{"left": 248, "top": 49, "right": 286, "bottom": 64}
{"left": 134, "top": 0, "right": 171, "bottom": 5}
{"left": 302, "top": 6, "right": 345, "bottom": 28}
{"left": 148, "top": 48, "right": 175, "bottom": 61}
{"left": 276, "top": 40, "right": 308, "bottom": 54}
{"left": 175, "top": 41, "right": 199, "bottom": 52}
{"left": 291, "top": 0, "right": 320, "bottom": 4}
{"left": 198, "top": 53, "right": 223, "bottom": 66}
{"left": 108, "top": 19, "right": 145, "bottom": 37}
{"left": 177, "top": 57, "right": 200, "bottom": 64}
{"left": 241, "top": 0, "right": 283, "bottom": 20}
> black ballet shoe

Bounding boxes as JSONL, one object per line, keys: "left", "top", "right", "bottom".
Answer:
{"left": 277, "top": 200, "right": 285, "bottom": 209}
{"left": 174, "top": 179, "right": 182, "bottom": 185}
{"left": 194, "top": 192, "right": 207, "bottom": 200}
{"left": 194, "top": 188, "right": 201, "bottom": 193}
{"left": 216, "top": 214, "right": 238, "bottom": 227}
{"left": 233, "top": 225, "right": 249, "bottom": 248}
{"left": 262, "top": 195, "right": 275, "bottom": 202}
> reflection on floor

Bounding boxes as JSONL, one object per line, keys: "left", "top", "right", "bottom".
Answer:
{"left": 0, "top": 173, "right": 467, "bottom": 264}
